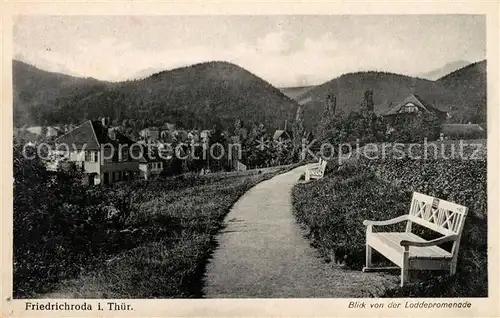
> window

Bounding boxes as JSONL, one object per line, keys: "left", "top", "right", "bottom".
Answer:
{"left": 85, "top": 151, "right": 97, "bottom": 162}
{"left": 102, "top": 146, "right": 114, "bottom": 163}
{"left": 399, "top": 103, "right": 419, "bottom": 113}
{"left": 120, "top": 146, "right": 129, "bottom": 162}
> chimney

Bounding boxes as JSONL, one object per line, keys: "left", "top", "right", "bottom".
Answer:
{"left": 108, "top": 128, "right": 116, "bottom": 140}
{"left": 284, "top": 119, "right": 288, "bottom": 131}
{"left": 101, "top": 117, "right": 109, "bottom": 128}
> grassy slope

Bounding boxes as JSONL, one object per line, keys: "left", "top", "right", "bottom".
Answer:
{"left": 292, "top": 142, "right": 487, "bottom": 297}
{"left": 41, "top": 170, "right": 288, "bottom": 298}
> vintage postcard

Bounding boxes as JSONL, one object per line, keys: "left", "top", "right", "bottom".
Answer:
{"left": 1, "top": 1, "right": 498, "bottom": 317}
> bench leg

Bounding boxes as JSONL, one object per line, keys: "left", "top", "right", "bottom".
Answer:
{"left": 365, "top": 244, "right": 372, "bottom": 268}
{"left": 450, "top": 261, "right": 457, "bottom": 276}
{"left": 400, "top": 249, "right": 409, "bottom": 287}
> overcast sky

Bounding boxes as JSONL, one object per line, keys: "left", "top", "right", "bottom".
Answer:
{"left": 14, "top": 15, "right": 486, "bottom": 87}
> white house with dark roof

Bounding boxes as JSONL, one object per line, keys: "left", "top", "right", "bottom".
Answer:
{"left": 54, "top": 118, "right": 140, "bottom": 185}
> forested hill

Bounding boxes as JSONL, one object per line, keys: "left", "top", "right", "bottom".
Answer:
{"left": 435, "top": 60, "right": 487, "bottom": 125}
{"left": 13, "top": 60, "right": 109, "bottom": 127}
{"left": 293, "top": 60, "right": 486, "bottom": 129}
{"left": 13, "top": 60, "right": 299, "bottom": 130}
{"left": 295, "top": 71, "right": 451, "bottom": 130}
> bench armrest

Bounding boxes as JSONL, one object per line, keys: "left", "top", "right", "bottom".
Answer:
{"left": 363, "top": 215, "right": 409, "bottom": 227}
{"left": 308, "top": 163, "right": 320, "bottom": 169}
{"left": 400, "top": 235, "right": 458, "bottom": 247}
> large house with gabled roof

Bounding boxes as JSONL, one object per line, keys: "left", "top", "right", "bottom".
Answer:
{"left": 54, "top": 118, "right": 140, "bottom": 185}
{"left": 382, "top": 93, "right": 448, "bottom": 121}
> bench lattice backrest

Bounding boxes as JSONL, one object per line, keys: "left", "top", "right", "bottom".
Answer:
{"left": 407, "top": 192, "right": 468, "bottom": 260}
{"left": 408, "top": 192, "right": 468, "bottom": 235}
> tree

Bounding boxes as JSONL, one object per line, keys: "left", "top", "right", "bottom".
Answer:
{"left": 292, "top": 106, "right": 305, "bottom": 161}
{"left": 241, "top": 123, "right": 272, "bottom": 168}
{"left": 363, "top": 90, "right": 374, "bottom": 112}
{"left": 315, "top": 94, "right": 339, "bottom": 143}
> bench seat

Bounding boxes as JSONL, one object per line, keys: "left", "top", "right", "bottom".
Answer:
{"left": 368, "top": 232, "right": 452, "bottom": 260}
{"left": 367, "top": 232, "right": 453, "bottom": 272}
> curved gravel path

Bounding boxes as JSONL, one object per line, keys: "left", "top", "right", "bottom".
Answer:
{"left": 203, "top": 165, "right": 398, "bottom": 298}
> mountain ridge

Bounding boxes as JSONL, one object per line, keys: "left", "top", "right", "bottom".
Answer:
{"left": 418, "top": 60, "right": 471, "bottom": 80}
{"left": 13, "top": 59, "right": 486, "bottom": 131}
{"left": 13, "top": 60, "right": 299, "bottom": 130}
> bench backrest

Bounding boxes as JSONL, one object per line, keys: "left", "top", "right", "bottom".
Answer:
{"left": 407, "top": 192, "right": 468, "bottom": 237}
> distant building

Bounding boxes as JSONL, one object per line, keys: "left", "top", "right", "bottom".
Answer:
{"left": 138, "top": 145, "right": 164, "bottom": 180}
{"left": 200, "top": 130, "right": 212, "bottom": 143}
{"left": 441, "top": 123, "right": 485, "bottom": 139}
{"left": 24, "top": 125, "right": 63, "bottom": 139}
{"left": 173, "top": 130, "right": 190, "bottom": 142}
{"left": 235, "top": 160, "right": 247, "bottom": 171}
{"left": 188, "top": 130, "right": 200, "bottom": 143}
{"left": 46, "top": 126, "right": 63, "bottom": 138}
{"left": 159, "top": 130, "right": 175, "bottom": 143}
{"left": 139, "top": 127, "right": 160, "bottom": 140}
{"left": 273, "top": 130, "right": 292, "bottom": 142}
{"left": 25, "top": 126, "right": 43, "bottom": 135}
{"left": 54, "top": 119, "right": 139, "bottom": 185}
{"left": 162, "top": 122, "right": 176, "bottom": 131}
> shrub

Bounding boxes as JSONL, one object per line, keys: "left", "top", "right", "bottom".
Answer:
{"left": 292, "top": 149, "right": 487, "bottom": 297}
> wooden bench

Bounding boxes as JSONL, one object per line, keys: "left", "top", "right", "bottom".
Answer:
{"left": 362, "top": 192, "right": 468, "bottom": 287}
{"left": 304, "top": 158, "right": 327, "bottom": 181}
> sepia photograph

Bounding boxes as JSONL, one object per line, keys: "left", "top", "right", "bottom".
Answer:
{"left": 9, "top": 12, "right": 490, "bottom": 305}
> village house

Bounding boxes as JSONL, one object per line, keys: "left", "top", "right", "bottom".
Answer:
{"left": 139, "top": 127, "right": 160, "bottom": 141}
{"left": 441, "top": 123, "right": 485, "bottom": 140}
{"left": 54, "top": 118, "right": 140, "bottom": 185}
{"left": 273, "top": 120, "right": 294, "bottom": 144}
{"left": 25, "top": 125, "right": 63, "bottom": 139}
{"left": 188, "top": 130, "right": 200, "bottom": 143}
{"left": 159, "top": 130, "right": 175, "bottom": 143}
{"left": 382, "top": 94, "right": 448, "bottom": 121}
{"left": 138, "top": 145, "right": 165, "bottom": 180}
{"left": 272, "top": 129, "right": 292, "bottom": 143}
{"left": 200, "top": 130, "right": 212, "bottom": 144}
{"left": 161, "top": 122, "right": 176, "bottom": 131}
{"left": 172, "top": 129, "right": 190, "bottom": 142}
